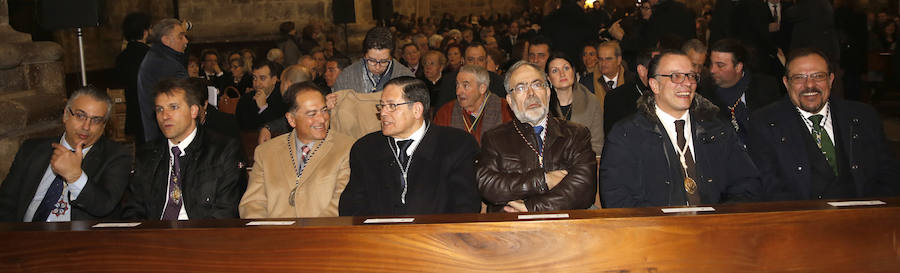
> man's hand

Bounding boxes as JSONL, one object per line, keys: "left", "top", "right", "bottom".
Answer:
{"left": 258, "top": 127, "right": 272, "bottom": 145}
{"left": 253, "top": 90, "right": 268, "bottom": 109}
{"left": 50, "top": 142, "right": 84, "bottom": 183}
{"left": 609, "top": 20, "right": 625, "bottom": 40}
{"left": 325, "top": 93, "right": 337, "bottom": 110}
{"left": 503, "top": 200, "right": 528, "bottom": 213}
{"left": 768, "top": 22, "right": 780, "bottom": 32}
{"left": 545, "top": 170, "right": 568, "bottom": 190}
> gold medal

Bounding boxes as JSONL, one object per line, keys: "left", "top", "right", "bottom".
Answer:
{"left": 684, "top": 177, "right": 697, "bottom": 194}
{"left": 288, "top": 185, "right": 298, "bottom": 207}
{"left": 171, "top": 186, "right": 182, "bottom": 204}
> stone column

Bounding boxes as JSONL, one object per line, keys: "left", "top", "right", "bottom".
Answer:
{"left": 0, "top": 0, "right": 67, "bottom": 180}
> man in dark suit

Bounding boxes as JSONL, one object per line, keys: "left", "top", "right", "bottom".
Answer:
{"left": 605, "top": 49, "right": 654, "bottom": 134}
{"left": 0, "top": 87, "right": 131, "bottom": 222}
{"left": 115, "top": 12, "right": 151, "bottom": 143}
{"left": 698, "top": 39, "right": 783, "bottom": 144}
{"left": 747, "top": 48, "right": 900, "bottom": 201}
{"left": 137, "top": 18, "right": 189, "bottom": 144}
{"left": 600, "top": 50, "right": 760, "bottom": 208}
{"left": 123, "top": 78, "right": 242, "bottom": 220}
{"left": 339, "top": 77, "right": 481, "bottom": 216}
{"left": 235, "top": 61, "right": 285, "bottom": 132}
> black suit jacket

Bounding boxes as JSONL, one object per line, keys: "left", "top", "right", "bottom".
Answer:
{"left": 122, "top": 128, "right": 242, "bottom": 220}
{"left": 339, "top": 124, "right": 482, "bottom": 216}
{"left": 235, "top": 84, "right": 286, "bottom": 131}
{"left": 0, "top": 137, "right": 132, "bottom": 221}
{"left": 115, "top": 41, "right": 150, "bottom": 137}
{"left": 748, "top": 98, "right": 900, "bottom": 201}
{"left": 604, "top": 82, "right": 646, "bottom": 134}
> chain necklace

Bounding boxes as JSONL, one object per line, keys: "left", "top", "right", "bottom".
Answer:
{"left": 460, "top": 93, "right": 489, "bottom": 133}
{"left": 386, "top": 122, "right": 431, "bottom": 204}
{"left": 674, "top": 142, "right": 697, "bottom": 195}
{"left": 513, "top": 120, "right": 545, "bottom": 167}
{"left": 796, "top": 103, "right": 831, "bottom": 150}
{"left": 287, "top": 130, "right": 326, "bottom": 207}
{"left": 727, "top": 96, "right": 742, "bottom": 133}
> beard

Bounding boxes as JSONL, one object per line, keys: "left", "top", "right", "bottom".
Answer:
{"left": 511, "top": 95, "right": 548, "bottom": 125}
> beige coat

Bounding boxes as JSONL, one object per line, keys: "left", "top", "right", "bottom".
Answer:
{"left": 555, "top": 83, "right": 605, "bottom": 156}
{"left": 239, "top": 130, "right": 354, "bottom": 218}
{"left": 329, "top": 89, "right": 382, "bottom": 140}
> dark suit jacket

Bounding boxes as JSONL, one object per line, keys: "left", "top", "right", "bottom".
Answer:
{"left": 339, "top": 124, "right": 482, "bottom": 216}
{"left": 115, "top": 41, "right": 150, "bottom": 138}
{"left": 747, "top": 98, "right": 900, "bottom": 201}
{"left": 604, "top": 81, "right": 646, "bottom": 134}
{"left": 0, "top": 136, "right": 132, "bottom": 221}
{"left": 122, "top": 128, "right": 242, "bottom": 220}
{"left": 235, "top": 84, "right": 286, "bottom": 131}
{"left": 600, "top": 95, "right": 760, "bottom": 208}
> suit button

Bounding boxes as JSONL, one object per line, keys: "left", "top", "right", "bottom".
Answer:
{"left": 851, "top": 164, "right": 858, "bottom": 170}
{"left": 769, "top": 122, "right": 775, "bottom": 127}
{"left": 852, "top": 118, "right": 860, "bottom": 123}
{"left": 817, "top": 195, "right": 823, "bottom": 199}
{"left": 781, "top": 137, "right": 786, "bottom": 142}
{"left": 852, "top": 134, "right": 859, "bottom": 140}
{"left": 706, "top": 178, "right": 713, "bottom": 183}
{"left": 797, "top": 166, "right": 803, "bottom": 172}
{"left": 664, "top": 181, "right": 670, "bottom": 185}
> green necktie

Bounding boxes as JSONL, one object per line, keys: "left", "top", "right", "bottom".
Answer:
{"left": 808, "top": 114, "right": 838, "bottom": 176}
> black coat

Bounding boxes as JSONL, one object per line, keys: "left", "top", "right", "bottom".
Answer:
{"left": 235, "top": 84, "right": 286, "bottom": 131}
{"left": 122, "top": 128, "right": 242, "bottom": 220}
{"left": 697, "top": 72, "right": 784, "bottom": 137}
{"left": 747, "top": 98, "right": 900, "bottom": 201}
{"left": 136, "top": 43, "right": 188, "bottom": 143}
{"left": 203, "top": 105, "right": 240, "bottom": 141}
{"left": 600, "top": 94, "right": 760, "bottom": 208}
{"left": 339, "top": 124, "right": 482, "bottom": 216}
{"left": 604, "top": 81, "right": 647, "bottom": 134}
{"left": 115, "top": 41, "right": 150, "bottom": 137}
{"left": 784, "top": 0, "right": 840, "bottom": 62}
{"left": 0, "top": 137, "right": 132, "bottom": 221}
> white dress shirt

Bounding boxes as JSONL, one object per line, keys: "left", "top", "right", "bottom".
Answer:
{"left": 164, "top": 127, "right": 198, "bottom": 220}
{"left": 656, "top": 106, "right": 695, "bottom": 157}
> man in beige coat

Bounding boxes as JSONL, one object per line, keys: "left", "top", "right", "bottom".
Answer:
{"left": 240, "top": 82, "right": 354, "bottom": 218}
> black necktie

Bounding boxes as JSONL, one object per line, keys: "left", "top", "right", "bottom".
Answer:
{"left": 32, "top": 175, "right": 65, "bottom": 222}
{"left": 396, "top": 140, "right": 413, "bottom": 167}
{"left": 606, "top": 80, "right": 615, "bottom": 91}
{"left": 162, "top": 147, "right": 183, "bottom": 220}
{"left": 675, "top": 120, "right": 701, "bottom": 205}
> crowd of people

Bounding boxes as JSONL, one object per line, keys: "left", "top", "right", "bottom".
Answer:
{"left": 1, "top": 0, "right": 899, "bottom": 222}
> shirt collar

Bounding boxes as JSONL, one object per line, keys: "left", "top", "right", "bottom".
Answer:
{"left": 59, "top": 134, "right": 93, "bottom": 157}
{"left": 394, "top": 120, "right": 427, "bottom": 142}
{"left": 168, "top": 127, "right": 198, "bottom": 156}
{"left": 797, "top": 102, "right": 831, "bottom": 124}
{"left": 602, "top": 72, "right": 620, "bottom": 83}
{"left": 655, "top": 104, "right": 690, "bottom": 125}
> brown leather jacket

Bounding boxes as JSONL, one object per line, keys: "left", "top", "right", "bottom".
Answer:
{"left": 476, "top": 117, "right": 597, "bottom": 212}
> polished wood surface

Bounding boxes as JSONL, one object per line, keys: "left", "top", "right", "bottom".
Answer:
{"left": 1, "top": 198, "right": 899, "bottom": 272}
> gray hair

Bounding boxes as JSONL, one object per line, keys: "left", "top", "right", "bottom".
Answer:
{"left": 267, "top": 48, "right": 284, "bottom": 62}
{"left": 148, "top": 18, "right": 182, "bottom": 44}
{"left": 598, "top": 40, "right": 623, "bottom": 57}
{"left": 681, "top": 38, "right": 707, "bottom": 55}
{"left": 458, "top": 64, "right": 489, "bottom": 87}
{"left": 503, "top": 61, "right": 547, "bottom": 92}
{"left": 66, "top": 86, "right": 113, "bottom": 119}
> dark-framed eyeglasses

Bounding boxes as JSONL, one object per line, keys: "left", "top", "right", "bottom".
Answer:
{"left": 365, "top": 58, "right": 391, "bottom": 67}
{"left": 375, "top": 101, "right": 415, "bottom": 112}
{"left": 67, "top": 107, "right": 107, "bottom": 125}
{"left": 508, "top": 80, "right": 549, "bottom": 95}
{"left": 653, "top": 72, "right": 700, "bottom": 84}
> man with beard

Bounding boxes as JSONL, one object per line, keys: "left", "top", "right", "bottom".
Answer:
{"left": 600, "top": 50, "right": 759, "bottom": 208}
{"left": 339, "top": 77, "right": 481, "bottom": 216}
{"left": 477, "top": 61, "right": 597, "bottom": 212}
{"left": 747, "top": 48, "right": 900, "bottom": 201}
{"left": 240, "top": 82, "right": 354, "bottom": 218}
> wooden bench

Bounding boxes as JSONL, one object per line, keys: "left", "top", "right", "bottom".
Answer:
{"left": 1, "top": 197, "right": 899, "bottom": 272}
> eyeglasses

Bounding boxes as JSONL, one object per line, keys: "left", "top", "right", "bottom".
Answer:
{"left": 787, "top": 72, "right": 828, "bottom": 84}
{"left": 508, "top": 80, "right": 549, "bottom": 95}
{"left": 67, "top": 108, "right": 106, "bottom": 125}
{"left": 365, "top": 58, "right": 391, "bottom": 67}
{"left": 375, "top": 101, "right": 415, "bottom": 112}
{"left": 653, "top": 72, "right": 700, "bottom": 84}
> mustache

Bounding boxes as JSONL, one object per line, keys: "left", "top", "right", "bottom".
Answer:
{"left": 801, "top": 87, "right": 823, "bottom": 94}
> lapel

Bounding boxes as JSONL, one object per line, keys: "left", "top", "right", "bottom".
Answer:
{"left": 81, "top": 138, "right": 105, "bottom": 183}
{"left": 148, "top": 140, "right": 170, "bottom": 220}
{"left": 405, "top": 124, "right": 437, "bottom": 196}
{"left": 569, "top": 85, "right": 590, "bottom": 122}
{"left": 543, "top": 118, "right": 562, "bottom": 157}
{"left": 298, "top": 133, "right": 333, "bottom": 188}
{"left": 18, "top": 138, "right": 56, "bottom": 219}
{"left": 829, "top": 99, "right": 861, "bottom": 193}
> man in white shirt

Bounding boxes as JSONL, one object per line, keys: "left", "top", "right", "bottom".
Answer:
{"left": 123, "top": 78, "right": 242, "bottom": 220}
{"left": 747, "top": 48, "right": 900, "bottom": 201}
{"left": 0, "top": 87, "right": 131, "bottom": 222}
{"left": 600, "top": 50, "right": 760, "bottom": 208}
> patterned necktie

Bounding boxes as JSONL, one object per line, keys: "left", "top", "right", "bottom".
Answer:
{"left": 808, "top": 114, "right": 838, "bottom": 176}
{"left": 162, "top": 146, "right": 183, "bottom": 220}
{"left": 299, "top": 145, "right": 311, "bottom": 173}
{"left": 32, "top": 175, "right": 65, "bottom": 222}
{"left": 533, "top": 125, "right": 544, "bottom": 155}
{"left": 675, "top": 120, "right": 701, "bottom": 205}
{"left": 606, "top": 80, "right": 615, "bottom": 91}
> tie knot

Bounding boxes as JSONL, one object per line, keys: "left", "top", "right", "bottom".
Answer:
{"left": 301, "top": 145, "right": 311, "bottom": 154}
{"left": 396, "top": 139, "right": 413, "bottom": 153}
{"left": 533, "top": 125, "right": 544, "bottom": 135}
{"left": 674, "top": 119, "right": 686, "bottom": 129}
{"left": 171, "top": 146, "right": 182, "bottom": 157}
{"left": 808, "top": 114, "right": 824, "bottom": 125}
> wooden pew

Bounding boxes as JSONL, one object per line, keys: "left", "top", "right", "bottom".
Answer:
{"left": 1, "top": 198, "right": 899, "bottom": 272}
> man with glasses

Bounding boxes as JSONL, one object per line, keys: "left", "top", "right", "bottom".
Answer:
{"left": 332, "top": 27, "right": 414, "bottom": 94}
{"left": 477, "top": 61, "right": 597, "bottom": 213}
{"left": 123, "top": 78, "right": 242, "bottom": 220}
{"left": 600, "top": 50, "right": 759, "bottom": 208}
{"left": 1, "top": 87, "right": 131, "bottom": 222}
{"left": 747, "top": 48, "right": 900, "bottom": 201}
{"left": 240, "top": 82, "right": 354, "bottom": 218}
{"left": 339, "top": 77, "right": 481, "bottom": 216}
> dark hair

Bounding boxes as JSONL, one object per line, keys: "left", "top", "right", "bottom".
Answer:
{"left": 252, "top": 60, "right": 284, "bottom": 78}
{"left": 201, "top": 49, "right": 220, "bottom": 62}
{"left": 279, "top": 21, "right": 295, "bottom": 35}
{"left": 284, "top": 81, "right": 326, "bottom": 112}
{"left": 464, "top": 41, "right": 486, "bottom": 55}
{"left": 154, "top": 77, "right": 203, "bottom": 108}
{"left": 544, "top": 51, "right": 577, "bottom": 76}
{"left": 122, "top": 12, "right": 150, "bottom": 41}
{"left": 528, "top": 35, "right": 552, "bottom": 49}
{"left": 385, "top": 76, "right": 431, "bottom": 119}
{"left": 402, "top": 43, "right": 419, "bottom": 52}
{"left": 647, "top": 49, "right": 688, "bottom": 76}
{"left": 328, "top": 56, "right": 352, "bottom": 70}
{"left": 188, "top": 78, "right": 210, "bottom": 103}
{"left": 66, "top": 85, "right": 112, "bottom": 118}
{"left": 784, "top": 47, "right": 832, "bottom": 75}
{"left": 710, "top": 38, "right": 746, "bottom": 67}
{"left": 545, "top": 52, "right": 577, "bottom": 119}
{"left": 363, "top": 26, "right": 394, "bottom": 52}
{"left": 635, "top": 49, "right": 654, "bottom": 69}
